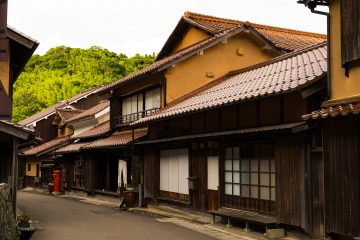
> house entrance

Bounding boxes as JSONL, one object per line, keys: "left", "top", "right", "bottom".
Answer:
{"left": 207, "top": 156, "right": 219, "bottom": 211}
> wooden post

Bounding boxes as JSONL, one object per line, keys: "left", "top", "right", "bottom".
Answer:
{"left": 11, "top": 138, "right": 18, "bottom": 216}
{"left": 106, "top": 159, "right": 110, "bottom": 191}
{"left": 0, "top": 0, "right": 7, "bottom": 39}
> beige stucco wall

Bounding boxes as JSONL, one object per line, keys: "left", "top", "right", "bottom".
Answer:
{"left": 165, "top": 33, "right": 273, "bottom": 103}
{"left": 172, "top": 27, "right": 210, "bottom": 53}
{"left": 330, "top": 0, "right": 360, "bottom": 100}
{"left": 26, "top": 157, "right": 41, "bottom": 177}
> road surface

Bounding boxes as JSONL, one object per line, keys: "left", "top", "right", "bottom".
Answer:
{"left": 18, "top": 191, "right": 216, "bottom": 240}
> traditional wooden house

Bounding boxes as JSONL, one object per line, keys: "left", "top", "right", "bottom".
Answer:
{"left": 54, "top": 101, "right": 113, "bottom": 194}
{"left": 55, "top": 121, "right": 111, "bottom": 192}
{"left": 0, "top": 0, "right": 38, "bottom": 212}
{"left": 20, "top": 136, "right": 71, "bottom": 187}
{"left": 0, "top": 121, "right": 37, "bottom": 212}
{"left": 20, "top": 100, "right": 110, "bottom": 188}
{"left": 131, "top": 42, "right": 328, "bottom": 238}
{"left": 98, "top": 12, "right": 326, "bottom": 202}
{"left": 0, "top": 0, "right": 39, "bottom": 121}
{"left": 54, "top": 99, "right": 148, "bottom": 196}
{"left": 18, "top": 87, "right": 109, "bottom": 188}
{"left": 300, "top": 0, "right": 360, "bottom": 239}
{"left": 18, "top": 85, "right": 106, "bottom": 142}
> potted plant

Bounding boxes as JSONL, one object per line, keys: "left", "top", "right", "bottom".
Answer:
{"left": 48, "top": 182, "right": 54, "bottom": 194}
{"left": 123, "top": 182, "right": 138, "bottom": 208}
{"left": 17, "top": 212, "right": 32, "bottom": 229}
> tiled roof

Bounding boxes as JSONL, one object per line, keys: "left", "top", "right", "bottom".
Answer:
{"left": 133, "top": 42, "right": 327, "bottom": 126}
{"left": 157, "top": 12, "right": 326, "bottom": 60}
{"left": 183, "top": 12, "right": 326, "bottom": 52}
{"left": 72, "top": 121, "right": 110, "bottom": 139}
{"left": 82, "top": 128, "right": 148, "bottom": 149}
{"left": 65, "top": 100, "right": 109, "bottom": 124}
{"left": 21, "top": 136, "right": 70, "bottom": 156}
{"left": 55, "top": 142, "right": 90, "bottom": 154}
{"left": 303, "top": 102, "right": 360, "bottom": 120}
{"left": 56, "top": 108, "right": 84, "bottom": 121}
{"left": 99, "top": 26, "right": 250, "bottom": 94}
{"left": 100, "top": 12, "right": 326, "bottom": 95}
{"left": 18, "top": 85, "right": 105, "bottom": 126}
{"left": 0, "top": 120, "right": 37, "bottom": 140}
{"left": 7, "top": 26, "right": 39, "bottom": 46}
{"left": 0, "top": 120, "right": 36, "bottom": 135}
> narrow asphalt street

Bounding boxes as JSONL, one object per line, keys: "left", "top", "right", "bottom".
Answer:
{"left": 18, "top": 191, "right": 216, "bottom": 240}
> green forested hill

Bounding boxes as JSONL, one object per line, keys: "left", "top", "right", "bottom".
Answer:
{"left": 13, "top": 46, "right": 156, "bottom": 122}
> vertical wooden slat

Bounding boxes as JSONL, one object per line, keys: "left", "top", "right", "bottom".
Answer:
{"left": 323, "top": 117, "right": 360, "bottom": 237}
{"left": 275, "top": 134, "right": 304, "bottom": 228}
{"left": 341, "top": 0, "right": 360, "bottom": 65}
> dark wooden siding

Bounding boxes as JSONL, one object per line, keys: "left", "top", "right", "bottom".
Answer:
{"left": 189, "top": 147, "right": 207, "bottom": 211}
{"left": 71, "top": 93, "right": 105, "bottom": 110}
{"left": 110, "top": 96, "right": 121, "bottom": 130}
{"left": 35, "top": 118, "right": 58, "bottom": 142}
{"left": 84, "top": 153, "right": 95, "bottom": 194}
{"left": 144, "top": 146, "right": 159, "bottom": 199}
{"left": 275, "top": 134, "right": 307, "bottom": 229}
{"left": 341, "top": 0, "right": 360, "bottom": 66}
{"left": 0, "top": 136, "right": 12, "bottom": 183}
{"left": 323, "top": 117, "right": 360, "bottom": 237}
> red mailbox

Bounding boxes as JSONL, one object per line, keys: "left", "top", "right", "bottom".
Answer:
{"left": 53, "top": 170, "right": 61, "bottom": 193}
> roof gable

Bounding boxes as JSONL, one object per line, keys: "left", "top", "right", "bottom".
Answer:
{"left": 65, "top": 100, "right": 109, "bottom": 124}
{"left": 52, "top": 108, "right": 83, "bottom": 126}
{"left": 100, "top": 25, "right": 282, "bottom": 94}
{"left": 157, "top": 11, "right": 326, "bottom": 60}
{"left": 19, "top": 84, "right": 104, "bottom": 126}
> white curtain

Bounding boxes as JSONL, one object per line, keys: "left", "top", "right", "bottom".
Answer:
{"left": 160, "top": 149, "right": 189, "bottom": 194}
{"left": 118, "top": 160, "right": 127, "bottom": 188}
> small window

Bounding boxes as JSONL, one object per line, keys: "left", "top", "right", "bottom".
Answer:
{"left": 27, "top": 164, "right": 31, "bottom": 172}
{"left": 224, "top": 145, "right": 275, "bottom": 201}
{"left": 145, "top": 88, "right": 161, "bottom": 111}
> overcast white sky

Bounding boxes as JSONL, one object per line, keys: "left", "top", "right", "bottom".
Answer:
{"left": 8, "top": 0, "right": 327, "bottom": 57}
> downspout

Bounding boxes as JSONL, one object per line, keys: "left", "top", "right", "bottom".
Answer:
{"left": 310, "top": 4, "right": 330, "bottom": 238}
{"left": 308, "top": 3, "right": 331, "bottom": 100}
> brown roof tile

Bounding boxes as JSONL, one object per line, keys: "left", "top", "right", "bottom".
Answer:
{"left": 66, "top": 100, "right": 109, "bottom": 123}
{"left": 72, "top": 121, "right": 110, "bottom": 139}
{"left": 183, "top": 12, "right": 326, "bottom": 52}
{"left": 100, "top": 12, "right": 326, "bottom": 95}
{"left": 303, "top": 104, "right": 360, "bottom": 120}
{"left": 56, "top": 108, "right": 84, "bottom": 121}
{"left": 0, "top": 120, "right": 37, "bottom": 135}
{"left": 21, "top": 136, "right": 70, "bottom": 156}
{"left": 81, "top": 128, "right": 148, "bottom": 149}
{"left": 19, "top": 85, "right": 105, "bottom": 126}
{"left": 55, "top": 142, "right": 90, "bottom": 154}
{"left": 133, "top": 42, "right": 327, "bottom": 126}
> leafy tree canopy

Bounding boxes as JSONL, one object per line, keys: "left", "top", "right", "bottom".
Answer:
{"left": 13, "top": 46, "right": 156, "bottom": 122}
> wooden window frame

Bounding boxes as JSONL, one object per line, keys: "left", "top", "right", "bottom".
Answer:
{"left": 223, "top": 143, "right": 276, "bottom": 215}
{"left": 341, "top": 0, "right": 360, "bottom": 71}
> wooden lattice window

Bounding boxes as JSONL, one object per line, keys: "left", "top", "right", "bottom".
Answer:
{"left": 223, "top": 144, "right": 276, "bottom": 214}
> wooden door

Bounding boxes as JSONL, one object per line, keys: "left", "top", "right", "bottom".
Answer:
{"left": 207, "top": 156, "right": 219, "bottom": 210}
{"left": 310, "top": 150, "right": 325, "bottom": 237}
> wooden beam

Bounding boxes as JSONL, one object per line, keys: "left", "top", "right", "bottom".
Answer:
{"left": 11, "top": 138, "right": 18, "bottom": 216}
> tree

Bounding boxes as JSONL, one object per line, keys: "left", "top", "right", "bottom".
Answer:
{"left": 13, "top": 46, "right": 156, "bottom": 122}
